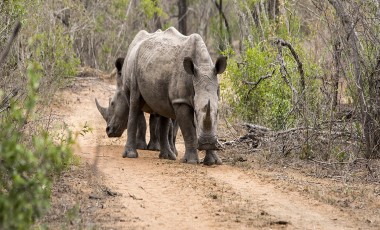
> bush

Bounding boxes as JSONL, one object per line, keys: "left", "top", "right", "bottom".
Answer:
{"left": 220, "top": 3, "right": 323, "bottom": 130}
{"left": 0, "top": 63, "right": 75, "bottom": 229}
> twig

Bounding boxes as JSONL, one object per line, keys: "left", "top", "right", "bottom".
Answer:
{"left": 104, "top": 187, "right": 118, "bottom": 197}
{"left": 242, "top": 69, "right": 275, "bottom": 89}
{"left": 275, "top": 40, "right": 298, "bottom": 105}
{"left": 89, "top": 195, "right": 102, "bottom": 200}
{"left": 274, "top": 39, "right": 305, "bottom": 93}
{"left": 128, "top": 193, "right": 143, "bottom": 200}
{"left": 274, "top": 126, "right": 307, "bottom": 136}
{"left": 308, "top": 158, "right": 356, "bottom": 165}
{"left": 0, "top": 88, "right": 19, "bottom": 113}
{"left": 212, "top": 0, "right": 232, "bottom": 45}
{"left": 243, "top": 123, "right": 271, "bottom": 132}
{"left": 0, "top": 21, "right": 21, "bottom": 68}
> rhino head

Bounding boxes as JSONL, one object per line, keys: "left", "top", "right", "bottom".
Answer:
{"left": 183, "top": 56, "right": 227, "bottom": 150}
{"left": 95, "top": 58, "right": 129, "bottom": 137}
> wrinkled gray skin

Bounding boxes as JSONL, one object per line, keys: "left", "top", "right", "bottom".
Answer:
{"left": 122, "top": 27, "right": 226, "bottom": 165}
{"left": 95, "top": 57, "right": 178, "bottom": 154}
{"left": 95, "top": 58, "right": 147, "bottom": 149}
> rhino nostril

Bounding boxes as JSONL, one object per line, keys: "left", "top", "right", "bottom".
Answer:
{"left": 106, "top": 126, "right": 111, "bottom": 133}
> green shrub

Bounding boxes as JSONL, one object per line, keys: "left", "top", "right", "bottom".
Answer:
{"left": 0, "top": 63, "right": 75, "bottom": 230}
{"left": 222, "top": 41, "right": 294, "bottom": 129}
{"left": 220, "top": 3, "right": 323, "bottom": 130}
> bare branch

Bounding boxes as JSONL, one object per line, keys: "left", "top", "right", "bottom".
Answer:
{"left": 275, "top": 39, "right": 298, "bottom": 100}
{"left": 0, "top": 88, "right": 19, "bottom": 113}
{"left": 274, "top": 39, "right": 305, "bottom": 93}
{"left": 242, "top": 69, "right": 275, "bottom": 89}
{"left": 212, "top": 0, "right": 232, "bottom": 45}
{"left": 0, "top": 21, "right": 21, "bottom": 68}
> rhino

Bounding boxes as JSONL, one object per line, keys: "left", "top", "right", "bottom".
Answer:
{"left": 118, "top": 27, "right": 226, "bottom": 165}
{"left": 95, "top": 57, "right": 178, "bottom": 154}
{"left": 95, "top": 58, "right": 148, "bottom": 149}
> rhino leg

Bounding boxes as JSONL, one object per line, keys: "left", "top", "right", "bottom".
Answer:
{"left": 174, "top": 104, "right": 199, "bottom": 164}
{"left": 169, "top": 119, "right": 179, "bottom": 156}
{"left": 136, "top": 112, "right": 148, "bottom": 150}
{"left": 123, "top": 94, "right": 141, "bottom": 159}
{"left": 147, "top": 114, "right": 160, "bottom": 151}
{"left": 158, "top": 116, "right": 176, "bottom": 160}
{"left": 203, "top": 150, "right": 222, "bottom": 166}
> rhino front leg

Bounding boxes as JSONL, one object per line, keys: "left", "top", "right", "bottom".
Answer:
{"left": 158, "top": 116, "right": 176, "bottom": 160}
{"left": 174, "top": 104, "right": 199, "bottom": 164}
{"left": 136, "top": 112, "right": 148, "bottom": 150}
{"left": 203, "top": 150, "right": 222, "bottom": 166}
{"left": 147, "top": 114, "right": 160, "bottom": 151}
{"left": 123, "top": 95, "right": 141, "bottom": 158}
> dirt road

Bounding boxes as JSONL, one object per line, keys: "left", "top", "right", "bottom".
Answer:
{"left": 46, "top": 76, "right": 378, "bottom": 229}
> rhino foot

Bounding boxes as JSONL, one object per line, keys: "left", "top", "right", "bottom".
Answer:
{"left": 136, "top": 141, "right": 147, "bottom": 150}
{"left": 180, "top": 149, "right": 199, "bottom": 164}
{"left": 169, "top": 145, "right": 178, "bottom": 156}
{"left": 147, "top": 141, "right": 160, "bottom": 151}
{"left": 159, "top": 150, "right": 176, "bottom": 160}
{"left": 203, "top": 150, "right": 222, "bottom": 166}
{"left": 122, "top": 149, "right": 139, "bottom": 158}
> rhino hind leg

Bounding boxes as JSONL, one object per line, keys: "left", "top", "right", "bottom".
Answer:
{"left": 136, "top": 112, "right": 148, "bottom": 150}
{"left": 169, "top": 119, "right": 179, "bottom": 156}
{"left": 147, "top": 114, "right": 160, "bottom": 151}
{"left": 203, "top": 150, "right": 222, "bottom": 166}
{"left": 158, "top": 116, "right": 176, "bottom": 160}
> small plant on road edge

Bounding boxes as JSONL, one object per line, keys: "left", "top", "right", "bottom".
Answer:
{"left": 0, "top": 62, "right": 75, "bottom": 229}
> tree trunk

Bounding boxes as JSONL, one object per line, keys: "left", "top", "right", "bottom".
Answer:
{"left": 260, "top": 0, "right": 268, "bottom": 24}
{"left": 198, "top": 0, "right": 212, "bottom": 39}
{"left": 332, "top": 40, "right": 341, "bottom": 109}
{"left": 268, "top": 0, "right": 280, "bottom": 21}
{"left": 153, "top": 0, "right": 162, "bottom": 30}
{"left": 213, "top": 0, "right": 232, "bottom": 49}
{"left": 178, "top": 0, "right": 187, "bottom": 35}
{"left": 251, "top": 2, "right": 265, "bottom": 40}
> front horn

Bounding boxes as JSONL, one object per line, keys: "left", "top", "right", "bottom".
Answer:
{"left": 203, "top": 99, "right": 212, "bottom": 130}
{"left": 95, "top": 98, "right": 108, "bottom": 120}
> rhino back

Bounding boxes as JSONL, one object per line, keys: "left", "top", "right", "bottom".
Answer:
{"left": 125, "top": 27, "right": 214, "bottom": 119}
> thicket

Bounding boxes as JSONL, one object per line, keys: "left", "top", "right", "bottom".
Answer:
{"left": 1, "top": 1, "right": 78, "bottom": 228}
{"left": 218, "top": 0, "right": 380, "bottom": 161}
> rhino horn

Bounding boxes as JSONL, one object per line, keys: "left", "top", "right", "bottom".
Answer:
{"left": 95, "top": 98, "right": 108, "bottom": 120}
{"left": 203, "top": 99, "right": 212, "bottom": 130}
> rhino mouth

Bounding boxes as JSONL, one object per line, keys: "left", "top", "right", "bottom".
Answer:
{"left": 106, "top": 125, "right": 124, "bottom": 138}
{"left": 198, "top": 134, "right": 220, "bottom": 150}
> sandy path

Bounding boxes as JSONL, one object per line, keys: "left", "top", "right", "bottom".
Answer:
{"left": 51, "top": 77, "right": 371, "bottom": 229}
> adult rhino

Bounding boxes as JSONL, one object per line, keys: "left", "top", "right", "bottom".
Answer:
{"left": 95, "top": 58, "right": 148, "bottom": 149}
{"left": 95, "top": 57, "right": 178, "bottom": 154}
{"left": 120, "top": 27, "right": 226, "bottom": 165}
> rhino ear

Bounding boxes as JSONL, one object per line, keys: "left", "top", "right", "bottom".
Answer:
{"left": 215, "top": 56, "right": 227, "bottom": 74}
{"left": 183, "top": 57, "right": 195, "bottom": 75}
{"left": 115, "top": 58, "right": 125, "bottom": 72}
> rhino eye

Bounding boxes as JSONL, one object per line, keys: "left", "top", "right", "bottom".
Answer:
{"left": 111, "top": 102, "right": 115, "bottom": 107}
